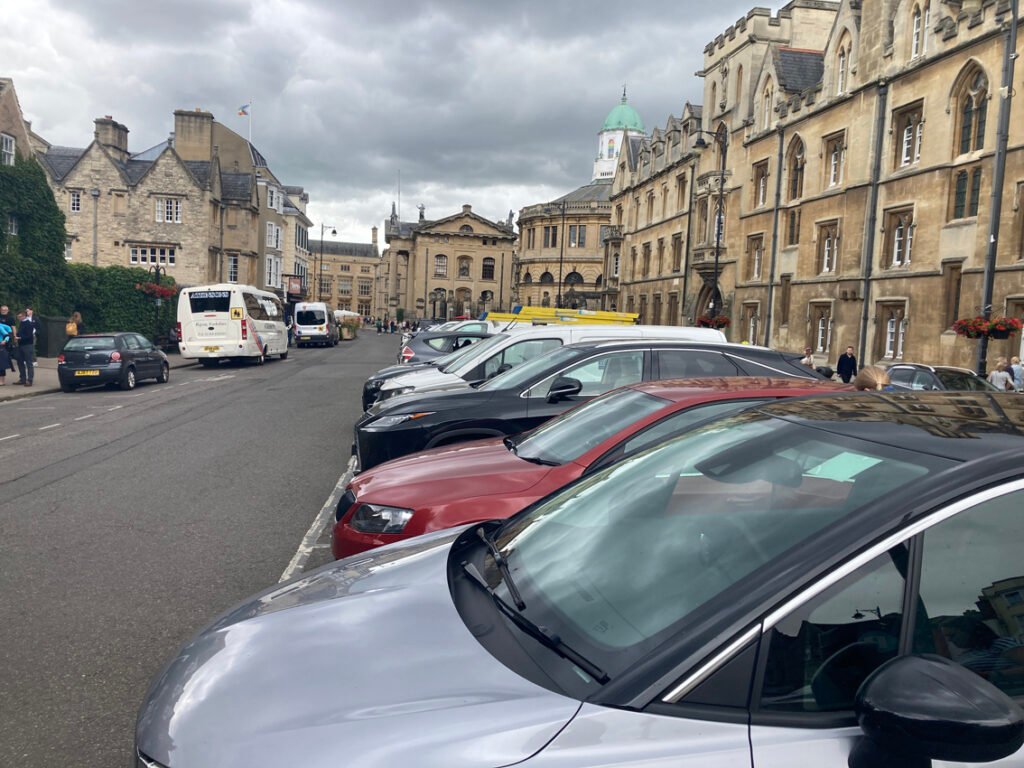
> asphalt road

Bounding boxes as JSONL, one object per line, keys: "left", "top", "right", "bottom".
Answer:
{"left": 0, "top": 331, "right": 400, "bottom": 767}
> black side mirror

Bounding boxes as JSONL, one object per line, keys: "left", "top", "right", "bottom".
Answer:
{"left": 547, "top": 376, "right": 583, "bottom": 403}
{"left": 851, "top": 655, "right": 1024, "bottom": 768}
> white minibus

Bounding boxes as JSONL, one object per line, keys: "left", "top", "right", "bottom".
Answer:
{"left": 177, "top": 283, "right": 289, "bottom": 366}
{"left": 294, "top": 301, "right": 339, "bottom": 347}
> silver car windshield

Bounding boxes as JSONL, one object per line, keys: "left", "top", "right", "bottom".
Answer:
{"left": 515, "top": 389, "right": 669, "bottom": 464}
{"left": 495, "top": 411, "right": 953, "bottom": 679}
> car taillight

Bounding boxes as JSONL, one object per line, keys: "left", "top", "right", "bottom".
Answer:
{"left": 176, "top": 321, "right": 182, "bottom": 341}
{"left": 241, "top": 319, "right": 248, "bottom": 340}
{"left": 57, "top": 353, "right": 65, "bottom": 364}
{"left": 110, "top": 351, "right": 121, "bottom": 362}
{"left": 401, "top": 346, "right": 414, "bottom": 361}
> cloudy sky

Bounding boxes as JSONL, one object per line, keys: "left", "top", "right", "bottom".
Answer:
{"left": 5, "top": 0, "right": 757, "bottom": 242}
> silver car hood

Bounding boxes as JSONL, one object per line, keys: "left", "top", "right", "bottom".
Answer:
{"left": 381, "top": 367, "right": 464, "bottom": 393}
{"left": 136, "top": 531, "right": 581, "bottom": 768}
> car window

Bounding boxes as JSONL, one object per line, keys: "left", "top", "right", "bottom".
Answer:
{"left": 657, "top": 350, "right": 741, "bottom": 378}
{"left": 888, "top": 368, "right": 914, "bottom": 386}
{"left": 911, "top": 371, "right": 937, "bottom": 390}
{"left": 516, "top": 389, "right": 670, "bottom": 465}
{"left": 936, "top": 369, "right": 995, "bottom": 391}
{"left": 528, "top": 350, "right": 644, "bottom": 399}
{"left": 621, "top": 399, "right": 770, "bottom": 457}
{"left": 132, "top": 334, "right": 153, "bottom": 349}
{"left": 480, "top": 338, "right": 561, "bottom": 380}
{"left": 123, "top": 335, "right": 142, "bottom": 350}
{"left": 913, "top": 489, "right": 1024, "bottom": 698}
{"left": 759, "top": 550, "right": 908, "bottom": 713}
{"left": 65, "top": 336, "right": 116, "bottom": 351}
{"left": 426, "top": 337, "right": 448, "bottom": 351}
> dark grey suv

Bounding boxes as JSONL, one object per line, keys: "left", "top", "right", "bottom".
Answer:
{"left": 887, "top": 363, "right": 997, "bottom": 391}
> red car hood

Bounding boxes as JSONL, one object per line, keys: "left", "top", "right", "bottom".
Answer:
{"left": 352, "top": 438, "right": 549, "bottom": 504}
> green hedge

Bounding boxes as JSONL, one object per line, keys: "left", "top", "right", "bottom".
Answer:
{"left": 0, "top": 157, "right": 177, "bottom": 340}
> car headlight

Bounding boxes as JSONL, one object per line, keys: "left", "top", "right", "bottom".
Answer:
{"left": 350, "top": 503, "right": 415, "bottom": 533}
{"left": 365, "top": 380, "right": 383, "bottom": 391}
{"left": 380, "top": 386, "right": 413, "bottom": 400}
{"left": 366, "top": 412, "right": 434, "bottom": 429}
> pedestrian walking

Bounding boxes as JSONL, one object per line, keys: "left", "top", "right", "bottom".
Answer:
{"left": 376, "top": 318, "right": 383, "bottom": 334}
{"left": 0, "top": 304, "right": 16, "bottom": 374}
{"left": 15, "top": 308, "right": 37, "bottom": 386}
{"left": 836, "top": 345, "right": 858, "bottom": 384}
{"left": 988, "top": 363, "right": 1014, "bottom": 392}
{"left": 1011, "top": 356, "right": 1023, "bottom": 392}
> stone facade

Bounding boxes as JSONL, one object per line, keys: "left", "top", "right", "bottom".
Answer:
{"left": 0, "top": 78, "right": 34, "bottom": 169}
{"left": 609, "top": 0, "right": 1024, "bottom": 369}
{"left": 382, "top": 204, "right": 516, "bottom": 321}
{"left": 308, "top": 231, "right": 380, "bottom": 316}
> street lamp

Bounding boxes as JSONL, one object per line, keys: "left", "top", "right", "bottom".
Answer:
{"left": 318, "top": 222, "right": 336, "bottom": 301}
{"left": 147, "top": 263, "right": 165, "bottom": 344}
{"left": 693, "top": 126, "right": 728, "bottom": 319}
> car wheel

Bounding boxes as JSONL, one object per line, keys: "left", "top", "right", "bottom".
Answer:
{"left": 120, "top": 367, "right": 137, "bottom": 390}
{"left": 60, "top": 381, "right": 76, "bottom": 393}
{"left": 254, "top": 347, "right": 266, "bottom": 366}
{"left": 280, "top": 350, "right": 289, "bottom": 360}
{"left": 157, "top": 362, "right": 170, "bottom": 383}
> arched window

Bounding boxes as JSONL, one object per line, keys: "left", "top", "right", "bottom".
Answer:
{"left": 481, "top": 257, "right": 495, "bottom": 280}
{"left": 762, "top": 78, "right": 774, "bottom": 130}
{"left": 539, "top": 271, "right": 554, "bottom": 284}
{"left": 787, "top": 137, "right": 805, "bottom": 200}
{"left": 595, "top": 274, "right": 603, "bottom": 287}
{"left": 433, "top": 254, "right": 448, "bottom": 277}
{"left": 956, "top": 68, "right": 989, "bottom": 155}
{"left": 459, "top": 224, "right": 474, "bottom": 233}
{"left": 564, "top": 271, "right": 583, "bottom": 285}
{"left": 522, "top": 271, "right": 533, "bottom": 283}
{"left": 612, "top": 253, "right": 620, "bottom": 276}
{"left": 837, "top": 48, "right": 847, "bottom": 94}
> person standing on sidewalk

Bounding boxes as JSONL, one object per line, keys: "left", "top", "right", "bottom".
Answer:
{"left": 15, "top": 308, "right": 37, "bottom": 386}
{"left": 0, "top": 305, "right": 15, "bottom": 374}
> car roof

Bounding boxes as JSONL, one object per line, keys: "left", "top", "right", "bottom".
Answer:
{"left": 752, "top": 391, "right": 1024, "bottom": 461}
{"left": 413, "top": 330, "right": 492, "bottom": 340}
{"left": 565, "top": 338, "right": 778, "bottom": 352}
{"left": 889, "top": 363, "right": 981, "bottom": 376}
{"left": 627, "top": 376, "right": 846, "bottom": 403}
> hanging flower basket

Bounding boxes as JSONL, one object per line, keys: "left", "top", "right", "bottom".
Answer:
{"left": 135, "top": 281, "right": 178, "bottom": 301}
{"left": 695, "top": 314, "right": 731, "bottom": 329}
{"left": 952, "top": 316, "right": 1023, "bottom": 339}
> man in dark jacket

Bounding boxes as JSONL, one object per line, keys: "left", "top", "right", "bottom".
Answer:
{"left": 836, "top": 345, "right": 858, "bottom": 384}
{"left": 15, "top": 308, "right": 37, "bottom": 386}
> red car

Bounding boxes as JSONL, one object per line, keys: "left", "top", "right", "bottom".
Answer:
{"left": 332, "top": 377, "right": 846, "bottom": 558}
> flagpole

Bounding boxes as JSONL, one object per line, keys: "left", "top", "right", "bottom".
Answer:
{"left": 248, "top": 97, "right": 252, "bottom": 144}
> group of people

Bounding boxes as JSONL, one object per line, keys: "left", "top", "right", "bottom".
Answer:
{"left": 375, "top": 318, "right": 416, "bottom": 335}
{"left": 988, "top": 357, "right": 1023, "bottom": 392}
{"left": 0, "top": 304, "right": 40, "bottom": 387}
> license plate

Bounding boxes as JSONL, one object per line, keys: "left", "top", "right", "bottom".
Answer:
{"left": 203, "top": 346, "right": 221, "bottom": 352}
{"left": 299, "top": 336, "right": 311, "bottom": 340}
{"left": 74, "top": 370, "right": 100, "bottom": 377}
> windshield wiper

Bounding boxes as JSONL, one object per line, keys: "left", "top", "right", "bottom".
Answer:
{"left": 477, "top": 527, "right": 525, "bottom": 609}
{"left": 516, "top": 454, "right": 560, "bottom": 466}
{"left": 460, "top": 559, "right": 609, "bottom": 684}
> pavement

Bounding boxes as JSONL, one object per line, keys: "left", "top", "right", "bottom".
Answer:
{"left": 0, "top": 351, "right": 197, "bottom": 402}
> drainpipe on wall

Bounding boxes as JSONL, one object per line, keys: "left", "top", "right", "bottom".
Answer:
{"left": 976, "top": 0, "right": 1018, "bottom": 376}
{"left": 859, "top": 81, "right": 889, "bottom": 364}
{"left": 763, "top": 128, "right": 785, "bottom": 346}
{"left": 682, "top": 160, "right": 698, "bottom": 323}
{"left": 90, "top": 188, "right": 100, "bottom": 266}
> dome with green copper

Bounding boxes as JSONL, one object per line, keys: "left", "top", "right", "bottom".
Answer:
{"left": 602, "top": 93, "right": 645, "bottom": 133}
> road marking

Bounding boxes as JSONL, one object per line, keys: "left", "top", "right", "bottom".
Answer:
{"left": 279, "top": 456, "right": 357, "bottom": 583}
{"left": 74, "top": 414, "right": 95, "bottom": 421}
{"left": 38, "top": 423, "right": 61, "bottom": 431}
{"left": 0, "top": 434, "right": 19, "bottom": 442}
{"left": 107, "top": 405, "right": 123, "bottom": 412}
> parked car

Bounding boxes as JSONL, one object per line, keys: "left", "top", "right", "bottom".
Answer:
{"left": 57, "top": 332, "right": 170, "bottom": 392}
{"left": 354, "top": 339, "right": 825, "bottom": 470}
{"left": 373, "top": 323, "right": 728, "bottom": 406}
{"left": 400, "top": 318, "right": 498, "bottom": 346}
{"left": 887, "top": 362, "right": 998, "bottom": 391}
{"left": 397, "top": 329, "right": 492, "bottom": 364}
{"left": 334, "top": 377, "right": 845, "bottom": 558}
{"left": 293, "top": 301, "right": 339, "bottom": 347}
{"left": 362, "top": 339, "right": 491, "bottom": 411}
{"left": 137, "top": 391, "right": 1024, "bottom": 768}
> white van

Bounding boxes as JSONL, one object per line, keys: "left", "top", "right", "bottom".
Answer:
{"left": 177, "top": 283, "right": 289, "bottom": 366}
{"left": 294, "top": 301, "right": 339, "bottom": 347}
{"left": 373, "top": 324, "right": 726, "bottom": 404}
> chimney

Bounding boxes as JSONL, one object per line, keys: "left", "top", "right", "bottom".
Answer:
{"left": 462, "top": 204, "right": 472, "bottom": 215}
{"left": 173, "top": 108, "right": 214, "bottom": 162}
{"left": 94, "top": 117, "right": 129, "bottom": 163}
{"left": 371, "top": 226, "right": 378, "bottom": 253}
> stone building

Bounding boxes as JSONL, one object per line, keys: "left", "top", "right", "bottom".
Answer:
{"left": 381, "top": 204, "right": 516, "bottom": 321}
{"left": 308, "top": 231, "right": 380, "bottom": 317}
{"left": 35, "top": 108, "right": 310, "bottom": 294}
{"left": 613, "top": 0, "right": 1024, "bottom": 368}
{"left": 517, "top": 93, "right": 644, "bottom": 311}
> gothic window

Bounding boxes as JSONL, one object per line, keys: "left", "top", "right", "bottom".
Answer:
{"left": 816, "top": 220, "right": 840, "bottom": 274}
{"left": 893, "top": 101, "right": 924, "bottom": 168}
{"left": 762, "top": 78, "right": 774, "bottom": 130}
{"left": 787, "top": 137, "right": 805, "bottom": 201}
{"left": 950, "top": 166, "right": 982, "bottom": 219}
{"left": 811, "top": 304, "right": 833, "bottom": 354}
{"left": 753, "top": 160, "right": 769, "bottom": 207}
{"left": 837, "top": 48, "right": 847, "bottom": 95}
{"left": 787, "top": 208, "right": 801, "bottom": 245}
{"left": 824, "top": 133, "right": 845, "bottom": 187}
{"left": 956, "top": 69, "right": 989, "bottom": 156}
{"left": 747, "top": 235, "right": 764, "bottom": 280}
{"left": 607, "top": 137, "right": 615, "bottom": 159}
{"left": 676, "top": 174, "right": 687, "bottom": 210}
{"left": 911, "top": 5, "right": 923, "bottom": 58}
{"left": 884, "top": 209, "right": 915, "bottom": 267}
{"left": 877, "top": 304, "right": 907, "bottom": 360}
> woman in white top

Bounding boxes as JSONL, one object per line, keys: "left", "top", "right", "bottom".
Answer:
{"left": 988, "top": 363, "right": 1014, "bottom": 391}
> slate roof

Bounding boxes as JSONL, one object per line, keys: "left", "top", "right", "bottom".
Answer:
{"left": 554, "top": 178, "right": 613, "bottom": 204}
{"left": 39, "top": 146, "right": 86, "bottom": 180}
{"left": 221, "top": 172, "right": 253, "bottom": 202}
{"left": 388, "top": 219, "right": 424, "bottom": 238}
{"left": 774, "top": 48, "right": 825, "bottom": 94}
{"left": 123, "top": 159, "right": 152, "bottom": 185}
{"left": 309, "top": 239, "right": 378, "bottom": 258}
{"left": 183, "top": 160, "right": 211, "bottom": 187}
{"left": 131, "top": 141, "right": 167, "bottom": 162}
{"left": 248, "top": 142, "right": 268, "bottom": 168}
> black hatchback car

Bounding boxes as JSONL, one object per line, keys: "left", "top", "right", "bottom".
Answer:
{"left": 57, "top": 332, "right": 170, "bottom": 392}
{"left": 354, "top": 339, "right": 825, "bottom": 470}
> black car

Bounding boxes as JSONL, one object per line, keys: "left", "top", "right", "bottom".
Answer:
{"left": 57, "top": 332, "right": 170, "bottom": 392}
{"left": 354, "top": 339, "right": 826, "bottom": 470}
{"left": 887, "top": 363, "right": 998, "bottom": 391}
{"left": 397, "top": 330, "right": 492, "bottom": 364}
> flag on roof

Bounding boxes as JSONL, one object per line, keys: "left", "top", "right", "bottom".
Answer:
{"left": 238, "top": 104, "right": 250, "bottom": 116}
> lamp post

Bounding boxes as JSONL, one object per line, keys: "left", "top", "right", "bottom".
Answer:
{"left": 318, "top": 222, "right": 336, "bottom": 301}
{"left": 148, "top": 263, "right": 164, "bottom": 344}
{"left": 693, "top": 127, "right": 728, "bottom": 319}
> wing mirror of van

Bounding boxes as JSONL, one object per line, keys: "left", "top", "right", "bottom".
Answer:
{"left": 850, "top": 654, "right": 1024, "bottom": 768}
{"left": 547, "top": 377, "right": 583, "bottom": 403}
